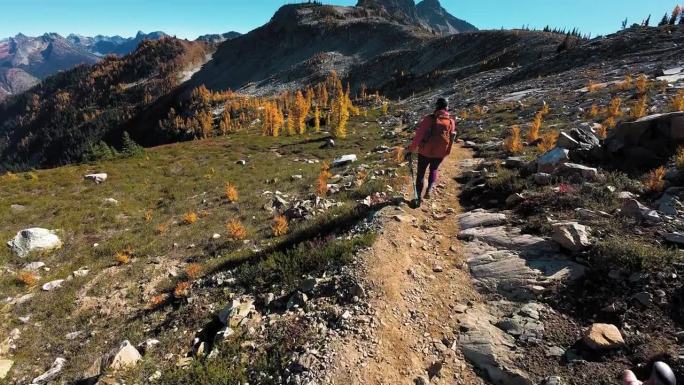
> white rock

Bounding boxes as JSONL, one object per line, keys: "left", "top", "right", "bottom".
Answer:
{"left": 7, "top": 228, "right": 62, "bottom": 258}
{"left": 41, "top": 279, "right": 64, "bottom": 291}
{"left": 84, "top": 173, "right": 107, "bottom": 183}
{"left": 218, "top": 299, "right": 255, "bottom": 327}
{"left": 102, "top": 198, "right": 119, "bottom": 205}
{"left": 32, "top": 357, "right": 66, "bottom": 384}
{"left": 0, "top": 359, "right": 13, "bottom": 379}
{"left": 332, "top": 154, "right": 357, "bottom": 167}
{"left": 23, "top": 261, "right": 46, "bottom": 271}
{"left": 85, "top": 340, "right": 142, "bottom": 379}
{"left": 538, "top": 148, "right": 570, "bottom": 173}
{"left": 552, "top": 222, "right": 591, "bottom": 252}
{"left": 72, "top": 268, "right": 90, "bottom": 278}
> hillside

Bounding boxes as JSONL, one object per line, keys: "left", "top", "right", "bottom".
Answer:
{"left": 0, "top": 32, "right": 168, "bottom": 100}
{"left": 0, "top": 38, "right": 209, "bottom": 171}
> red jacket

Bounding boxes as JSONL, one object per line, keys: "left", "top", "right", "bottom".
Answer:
{"left": 408, "top": 109, "right": 456, "bottom": 159}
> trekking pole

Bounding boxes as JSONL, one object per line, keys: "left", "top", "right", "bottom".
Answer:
{"left": 406, "top": 153, "right": 420, "bottom": 207}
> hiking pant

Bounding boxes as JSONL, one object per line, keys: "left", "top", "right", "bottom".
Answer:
{"left": 416, "top": 154, "right": 444, "bottom": 197}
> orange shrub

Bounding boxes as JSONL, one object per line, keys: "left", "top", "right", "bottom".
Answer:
{"left": 174, "top": 281, "right": 191, "bottom": 297}
{"left": 618, "top": 74, "right": 633, "bottom": 90}
{"left": 607, "top": 97, "right": 622, "bottom": 118}
{"left": 227, "top": 219, "right": 247, "bottom": 240}
{"left": 224, "top": 182, "right": 239, "bottom": 202}
{"left": 538, "top": 131, "right": 559, "bottom": 153}
{"left": 528, "top": 112, "right": 543, "bottom": 142}
{"left": 636, "top": 74, "right": 648, "bottom": 94}
{"left": 185, "top": 263, "right": 202, "bottom": 279}
{"left": 671, "top": 90, "right": 684, "bottom": 112}
{"left": 316, "top": 162, "right": 333, "bottom": 197}
{"left": 596, "top": 124, "right": 608, "bottom": 139}
{"left": 156, "top": 222, "right": 169, "bottom": 235}
{"left": 16, "top": 271, "right": 38, "bottom": 287}
{"left": 272, "top": 216, "right": 289, "bottom": 237}
{"left": 391, "top": 146, "right": 405, "bottom": 164}
{"left": 631, "top": 96, "right": 648, "bottom": 119}
{"left": 183, "top": 212, "right": 198, "bottom": 225}
{"left": 587, "top": 104, "right": 600, "bottom": 119}
{"left": 645, "top": 166, "right": 667, "bottom": 193}
{"left": 147, "top": 293, "right": 169, "bottom": 309}
{"left": 504, "top": 125, "right": 523, "bottom": 154}
{"left": 144, "top": 209, "right": 153, "bottom": 223}
{"left": 587, "top": 80, "right": 600, "bottom": 93}
{"left": 540, "top": 102, "right": 550, "bottom": 116}
{"left": 115, "top": 251, "right": 131, "bottom": 265}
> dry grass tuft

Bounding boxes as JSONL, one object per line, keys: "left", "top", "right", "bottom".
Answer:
{"left": 631, "top": 96, "right": 648, "bottom": 119}
{"left": 587, "top": 104, "right": 600, "bottom": 119}
{"left": 155, "top": 222, "right": 169, "bottom": 235}
{"left": 115, "top": 251, "right": 131, "bottom": 265}
{"left": 645, "top": 166, "right": 667, "bottom": 193}
{"left": 224, "top": 182, "right": 239, "bottom": 202}
{"left": 144, "top": 209, "right": 153, "bottom": 223}
{"left": 183, "top": 212, "right": 198, "bottom": 225}
{"left": 618, "top": 74, "right": 633, "bottom": 90}
{"left": 504, "top": 125, "right": 523, "bottom": 154}
{"left": 272, "top": 215, "right": 289, "bottom": 237}
{"left": 587, "top": 80, "right": 600, "bottom": 93}
{"left": 227, "top": 218, "right": 248, "bottom": 240}
{"left": 16, "top": 271, "right": 38, "bottom": 287}
{"left": 528, "top": 112, "right": 543, "bottom": 142}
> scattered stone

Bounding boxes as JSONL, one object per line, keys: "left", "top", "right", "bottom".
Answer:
{"left": 554, "top": 163, "right": 599, "bottom": 181}
{"left": 42, "top": 279, "right": 64, "bottom": 291}
{"left": 84, "top": 173, "right": 107, "bottom": 183}
{"left": 622, "top": 199, "right": 661, "bottom": 222}
{"left": 533, "top": 173, "right": 552, "bottom": 185}
{"left": 546, "top": 346, "right": 565, "bottom": 358}
{"left": 432, "top": 264, "right": 444, "bottom": 273}
{"left": 72, "top": 268, "right": 89, "bottom": 278}
{"left": 332, "top": 154, "right": 357, "bottom": 167}
{"left": 0, "top": 359, "right": 12, "bottom": 379}
{"left": 542, "top": 376, "right": 563, "bottom": 385}
{"left": 634, "top": 292, "right": 653, "bottom": 306}
{"left": 583, "top": 323, "right": 625, "bottom": 350}
{"left": 10, "top": 204, "right": 26, "bottom": 213}
{"left": 23, "top": 261, "right": 46, "bottom": 271}
{"left": 65, "top": 331, "right": 82, "bottom": 340}
{"left": 32, "top": 357, "right": 66, "bottom": 384}
{"left": 665, "top": 232, "right": 684, "bottom": 245}
{"left": 551, "top": 222, "right": 591, "bottom": 252}
{"left": 218, "top": 299, "right": 255, "bottom": 327}
{"left": 236, "top": 160, "right": 247, "bottom": 165}
{"left": 291, "top": 175, "right": 303, "bottom": 180}
{"left": 505, "top": 193, "right": 525, "bottom": 207}
{"left": 415, "top": 375, "right": 430, "bottom": 385}
{"left": 84, "top": 340, "right": 142, "bottom": 380}
{"left": 102, "top": 198, "right": 119, "bottom": 206}
{"left": 7, "top": 228, "right": 62, "bottom": 258}
{"left": 287, "top": 292, "right": 308, "bottom": 310}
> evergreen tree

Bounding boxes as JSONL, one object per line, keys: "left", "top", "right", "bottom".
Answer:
{"left": 121, "top": 131, "right": 144, "bottom": 157}
{"left": 659, "top": 13, "right": 669, "bottom": 26}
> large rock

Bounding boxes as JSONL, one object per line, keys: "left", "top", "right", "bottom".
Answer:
{"left": 7, "top": 228, "right": 62, "bottom": 258}
{"left": 332, "top": 154, "right": 357, "bottom": 167}
{"left": 553, "top": 163, "right": 598, "bottom": 181}
{"left": 604, "top": 112, "right": 684, "bottom": 169}
{"left": 552, "top": 222, "right": 591, "bottom": 252}
{"left": 621, "top": 199, "right": 661, "bottom": 222}
{"left": 84, "top": 173, "right": 108, "bottom": 183}
{"left": 537, "top": 148, "right": 570, "bottom": 173}
{"left": 582, "top": 324, "right": 625, "bottom": 350}
{"left": 458, "top": 210, "right": 507, "bottom": 230}
{"left": 32, "top": 357, "right": 66, "bottom": 384}
{"left": 218, "top": 298, "right": 255, "bottom": 327}
{"left": 84, "top": 340, "right": 142, "bottom": 380}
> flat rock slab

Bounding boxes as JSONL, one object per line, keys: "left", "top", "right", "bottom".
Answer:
{"left": 457, "top": 305, "right": 534, "bottom": 385}
{"left": 458, "top": 210, "right": 507, "bottom": 230}
{"left": 465, "top": 244, "right": 586, "bottom": 300}
{"left": 7, "top": 228, "right": 62, "bottom": 258}
{"left": 459, "top": 226, "right": 560, "bottom": 257}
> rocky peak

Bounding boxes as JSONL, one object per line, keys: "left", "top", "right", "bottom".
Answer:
{"left": 357, "top": 0, "right": 418, "bottom": 21}
{"left": 416, "top": 0, "right": 477, "bottom": 34}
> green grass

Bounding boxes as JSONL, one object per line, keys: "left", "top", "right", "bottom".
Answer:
{"left": 590, "top": 236, "right": 682, "bottom": 272}
{"left": 0, "top": 110, "right": 397, "bottom": 383}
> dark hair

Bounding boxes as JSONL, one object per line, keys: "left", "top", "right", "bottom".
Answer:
{"left": 436, "top": 98, "right": 448, "bottom": 110}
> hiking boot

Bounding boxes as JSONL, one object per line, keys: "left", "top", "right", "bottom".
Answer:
{"left": 424, "top": 188, "right": 434, "bottom": 200}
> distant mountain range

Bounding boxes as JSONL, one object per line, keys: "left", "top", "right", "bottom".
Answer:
{"left": 0, "top": 31, "right": 169, "bottom": 100}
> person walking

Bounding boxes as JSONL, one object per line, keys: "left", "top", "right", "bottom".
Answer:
{"left": 623, "top": 362, "right": 676, "bottom": 385}
{"left": 406, "top": 97, "right": 457, "bottom": 201}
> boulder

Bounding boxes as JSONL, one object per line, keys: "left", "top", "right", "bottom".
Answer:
{"left": 665, "top": 232, "right": 684, "bottom": 245}
{"left": 538, "top": 148, "right": 570, "bottom": 173}
{"left": 459, "top": 226, "right": 560, "bottom": 256}
{"left": 7, "top": 228, "right": 62, "bottom": 258}
{"left": 551, "top": 222, "right": 591, "bottom": 252}
{"left": 556, "top": 132, "right": 580, "bottom": 150}
{"left": 24, "top": 261, "right": 46, "bottom": 271}
{"left": 332, "top": 154, "right": 357, "bottom": 167}
{"left": 84, "top": 173, "right": 108, "bottom": 183}
{"left": 84, "top": 341, "right": 142, "bottom": 380}
{"left": 32, "top": 357, "right": 66, "bottom": 384}
{"left": 42, "top": 279, "right": 64, "bottom": 291}
{"left": 621, "top": 199, "right": 661, "bottom": 222}
{"left": 583, "top": 323, "right": 625, "bottom": 350}
{"left": 218, "top": 298, "right": 255, "bottom": 327}
{"left": 554, "top": 163, "right": 598, "bottom": 181}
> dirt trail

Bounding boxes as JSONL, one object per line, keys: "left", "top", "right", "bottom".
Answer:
{"left": 324, "top": 146, "right": 486, "bottom": 385}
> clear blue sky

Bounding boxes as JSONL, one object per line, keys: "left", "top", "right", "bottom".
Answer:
{"left": 0, "top": 0, "right": 678, "bottom": 39}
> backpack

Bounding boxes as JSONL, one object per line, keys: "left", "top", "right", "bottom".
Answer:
{"left": 420, "top": 112, "right": 455, "bottom": 158}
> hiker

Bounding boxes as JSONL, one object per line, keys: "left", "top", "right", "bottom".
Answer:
{"left": 405, "top": 97, "right": 457, "bottom": 200}
{"left": 623, "top": 362, "right": 676, "bottom": 385}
